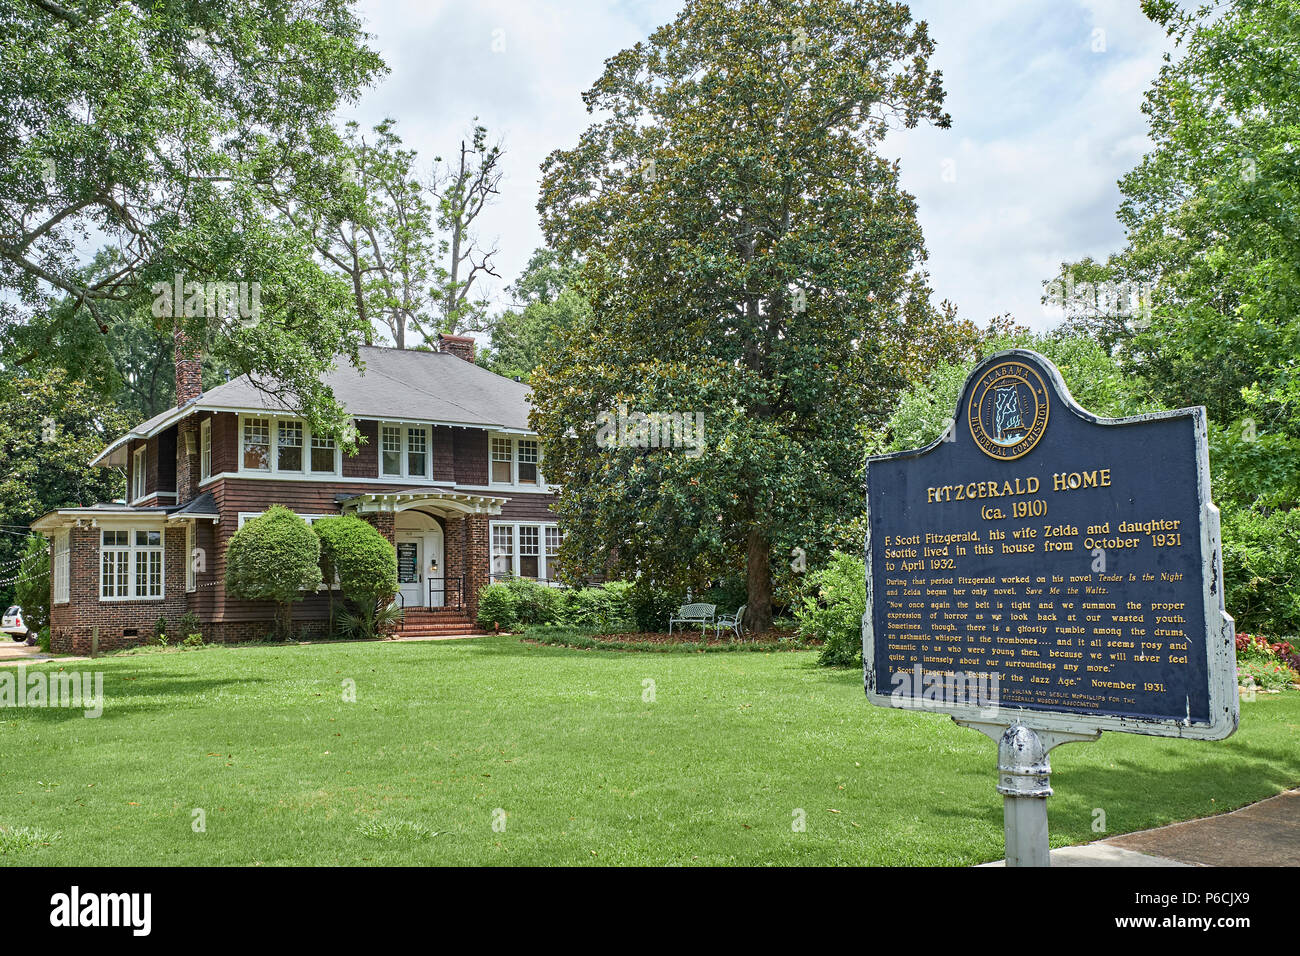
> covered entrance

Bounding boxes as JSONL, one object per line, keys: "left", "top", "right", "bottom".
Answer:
{"left": 395, "top": 511, "right": 444, "bottom": 608}
{"left": 339, "top": 489, "right": 507, "bottom": 617}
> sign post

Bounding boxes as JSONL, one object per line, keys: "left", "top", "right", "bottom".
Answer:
{"left": 862, "top": 349, "right": 1238, "bottom": 866}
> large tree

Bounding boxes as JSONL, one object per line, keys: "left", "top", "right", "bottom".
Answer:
{"left": 0, "top": 0, "right": 386, "bottom": 438}
{"left": 483, "top": 249, "right": 589, "bottom": 381}
{"left": 1043, "top": 0, "right": 1300, "bottom": 633}
{"left": 533, "top": 0, "right": 954, "bottom": 632}
{"left": 0, "top": 368, "right": 129, "bottom": 608}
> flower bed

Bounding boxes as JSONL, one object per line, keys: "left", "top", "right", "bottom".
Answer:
{"left": 1236, "top": 633, "right": 1300, "bottom": 691}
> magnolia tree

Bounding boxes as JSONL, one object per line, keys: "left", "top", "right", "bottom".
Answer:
{"left": 533, "top": 0, "right": 968, "bottom": 631}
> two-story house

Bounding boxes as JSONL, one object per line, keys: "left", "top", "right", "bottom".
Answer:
{"left": 33, "top": 334, "right": 560, "bottom": 653}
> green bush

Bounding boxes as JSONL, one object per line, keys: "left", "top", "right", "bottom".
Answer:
{"left": 225, "top": 506, "right": 323, "bottom": 638}
{"left": 313, "top": 516, "right": 398, "bottom": 638}
{"left": 1222, "top": 505, "right": 1300, "bottom": 637}
{"left": 36, "top": 627, "right": 50, "bottom": 653}
{"left": 503, "top": 576, "right": 561, "bottom": 625}
{"left": 181, "top": 633, "right": 204, "bottom": 648}
{"left": 795, "top": 551, "right": 866, "bottom": 668}
{"left": 178, "top": 612, "right": 202, "bottom": 643}
{"left": 630, "top": 583, "right": 682, "bottom": 632}
{"left": 476, "top": 583, "right": 517, "bottom": 630}
{"left": 561, "top": 581, "right": 636, "bottom": 633}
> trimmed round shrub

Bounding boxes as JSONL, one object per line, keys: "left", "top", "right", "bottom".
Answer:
{"left": 314, "top": 516, "right": 397, "bottom": 606}
{"left": 225, "top": 506, "right": 323, "bottom": 637}
{"left": 314, "top": 515, "right": 398, "bottom": 638}
{"left": 476, "top": 582, "right": 517, "bottom": 630}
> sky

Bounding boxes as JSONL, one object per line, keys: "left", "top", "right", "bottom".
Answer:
{"left": 344, "top": 0, "right": 1177, "bottom": 331}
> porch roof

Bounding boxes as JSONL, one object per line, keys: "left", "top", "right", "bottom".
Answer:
{"left": 31, "top": 495, "right": 222, "bottom": 533}
{"left": 336, "top": 489, "right": 507, "bottom": 517}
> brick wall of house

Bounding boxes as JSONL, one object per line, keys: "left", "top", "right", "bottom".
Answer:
{"left": 464, "top": 514, "right": 489, "bottom": 619}
{"left": 49, "top": 525, "right": 188, "bottom": 655}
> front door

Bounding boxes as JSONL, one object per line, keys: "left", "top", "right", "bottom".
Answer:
{"left": 396, "top": 535, "right": 422, "bottom": 609}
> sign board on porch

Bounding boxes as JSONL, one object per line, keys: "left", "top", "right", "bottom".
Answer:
{"left": 397, "top": 542, "right": 419, "bottom": 584}
{"left": 862, "top": 349, "right": 1238, "bottom": 740}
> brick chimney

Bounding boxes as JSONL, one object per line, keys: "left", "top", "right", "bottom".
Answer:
{"left": 175, "top": 329, "right": 203, "bottom": 406}
{"left": 439, "top": 333, "right": 476, "bottom": 363}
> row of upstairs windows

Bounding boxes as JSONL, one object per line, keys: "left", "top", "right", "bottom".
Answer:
{"left": 216, "top": 415, "right": 544, "bottom": 487}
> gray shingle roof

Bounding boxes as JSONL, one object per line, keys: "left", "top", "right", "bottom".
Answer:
{"left": 93, "top": 346, "right": 534, "bottom": 466}
{"left": 201, "top": 346, "right": 533, "bottom": 430}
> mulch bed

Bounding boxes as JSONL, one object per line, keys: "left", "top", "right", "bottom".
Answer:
{"left": 523, "top": 628, "right": 819, "bottom": 652}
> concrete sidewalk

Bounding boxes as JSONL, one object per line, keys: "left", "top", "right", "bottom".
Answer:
{"left": 985, "top": 788, "right": 1300, "bottom": 866}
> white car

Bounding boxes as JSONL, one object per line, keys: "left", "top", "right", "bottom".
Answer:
{"left": 1, "top": 606, "right": 36, "bottom": 643}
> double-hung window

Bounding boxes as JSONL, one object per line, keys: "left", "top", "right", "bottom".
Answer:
{"left": 101, "top": 529, "right": 164, "bottom": 600}
{"left": 131, "top": 446, "right": 147, "bottom": 501}
{"left": 242, "top": 417, "right": 271, "bottom": 471}
{"left": 379, "top": 423, "right": 431, "bottom": 480}
{"left": 53, "top": 533, "right": 69, "bottom": 605}
{"left": 310, "top": 433, "right": 336, "bottom": 473}
{"left": 490, "top": 522, "right": 561, "bottom": 581}
{"left": 489, "top": 434, "right": 542, "bottom": 487}
{"left": 277, "top": 420, "right": 304, "bottom": 472}
{"left": 239, "top": 415, "right": 339, "bottom": 476}
{"left": 491, "top": 524, "right": 514, "bottom": 578}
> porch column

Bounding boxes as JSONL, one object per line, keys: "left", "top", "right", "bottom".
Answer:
{"left": 464, "top": 514, "right": 490, "bottom": 620}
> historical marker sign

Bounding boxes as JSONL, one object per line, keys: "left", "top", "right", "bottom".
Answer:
{"left": 863, "top": 349, "right": 1238, "bottom": 740}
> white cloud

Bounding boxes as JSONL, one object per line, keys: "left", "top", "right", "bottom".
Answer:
{"left": 347, "top": 0, "right": 1175, "bottom": 331}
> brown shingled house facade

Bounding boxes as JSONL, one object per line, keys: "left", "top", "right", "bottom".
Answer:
{"left": 34, "top": 335, "right": 560, "bottom": 654}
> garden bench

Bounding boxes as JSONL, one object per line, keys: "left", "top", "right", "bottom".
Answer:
{"left": 668, "top": 602, "right": 716, "bottom": 634}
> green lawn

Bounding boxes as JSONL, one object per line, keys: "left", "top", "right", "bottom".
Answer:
{"left": 1, "top": 636, "right": 1296, "bottom": 865}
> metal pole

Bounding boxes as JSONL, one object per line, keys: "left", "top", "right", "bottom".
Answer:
{"left": 997, "top": 724, "right": 1052, "bottom": 867}
{"left": 955, "top": 719, "right": 1101, "bottom": 867}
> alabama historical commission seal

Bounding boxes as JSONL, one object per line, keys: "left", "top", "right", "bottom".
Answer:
{"left": 966, "top": 360, "right": 1050, "bottom": 460}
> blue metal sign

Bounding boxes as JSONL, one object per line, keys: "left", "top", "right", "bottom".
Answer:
{"left": 863, "top": 349, "right": 1238, "bottom": 739}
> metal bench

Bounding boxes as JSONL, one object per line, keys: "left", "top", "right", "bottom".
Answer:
{"left": 667, "top": 602, "right": 716, "bottom": 634}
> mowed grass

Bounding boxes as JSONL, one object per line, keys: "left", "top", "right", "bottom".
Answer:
{"left": 0, "top": 636, "right": 1296, "bottom": 866}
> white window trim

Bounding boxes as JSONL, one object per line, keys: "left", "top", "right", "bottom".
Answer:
{"left": 199, "top": 417, "right": 212, "bottom": 480}
{"left": 488, "top": 432, "right": 543, "bottom": 489}
{"left": 237, "top": 413, "right": 341, "bottom": 478}
{"left": 131, "top": 446, "right": 147, "bottom": 503}
{"left": 185, "top": 523, "right": 196, "bottom": 593}
{"left": 236, "top": 511, "right": 336, "bottom": 529}
{"left": 377, "top": 421, "right": 433, "bottom": 481}
{"left": 53, "top": 533, "right": 70, "bottom": 605}
{"left": 489, "top": 521, "right": 561, "bottom": 582}
{"left": 99, "top": 527, "right": 166, "bottom": 602}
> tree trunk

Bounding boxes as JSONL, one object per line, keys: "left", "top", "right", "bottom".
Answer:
{"left": 745, "top": 526, "right": 773, "bottom": 634}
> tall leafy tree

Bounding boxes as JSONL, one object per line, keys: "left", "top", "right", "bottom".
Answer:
{"left": 0, "top": 0, "right": 386, "bottom": 438}
{"left": 484, "top": 249, "right": 589, "bottom": 381}
{"left": 1044, "top": 0, "right": 1300, "bottom": 633}
{"left": 430, "top": 123, "right": 505, "bottom": 335}
{"left": 0, "top": 368, "right": 129, "bottom": 608}
{"left": 533, "top": 0, "right": 953, "bottom": 631}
